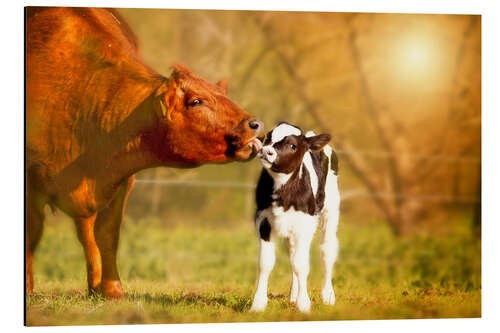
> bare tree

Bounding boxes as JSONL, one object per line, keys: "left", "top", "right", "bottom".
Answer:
{"left": 252, "top": 13, "right": 480, "bottom": 235}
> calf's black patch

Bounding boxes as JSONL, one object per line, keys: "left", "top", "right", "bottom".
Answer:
{"left": 275, "top": 166, "right": 317, "bottom": 215}
{"left": 310, "top": 150, "right": 329, "bottom": 212}
{"left": 255, "top": 169, "right": 274, "bottom": 211}
{"left": 270, "top": 134, "right": 308, "bottom": 174}
{"left": 330, "top": 149, "right": 339, "bottom": 175}
{"left": 259, "top": 218, "right": 272, "bottom": 241}
{"left": 255, "top": 152, "right": 331, "bottom": 216}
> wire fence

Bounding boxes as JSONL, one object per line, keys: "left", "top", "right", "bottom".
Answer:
{"left": 133, "top": 148, "right": 480, "bottom": 206}
{"left": 134, "top": 179, "right": 479, "bottom": 203}
{"left": 334, "top": 149, "right": 480, "bottom": 163}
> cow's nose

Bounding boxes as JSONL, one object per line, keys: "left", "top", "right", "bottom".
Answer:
{"left": 248, "top": 119, "right": 263, "bottom": 132}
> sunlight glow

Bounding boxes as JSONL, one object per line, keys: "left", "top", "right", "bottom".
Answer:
{"left": 394, "top": 33, "right": 439, "bottom": 82}
{"left": 406, "top": 43, "right": 431, "bottom": 68}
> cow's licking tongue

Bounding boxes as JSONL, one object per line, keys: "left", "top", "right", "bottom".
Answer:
{"left": 233, "top": 137, "right": 263, "bottom": 160}
{"left": 249, "top": 138, "right": 263, "bottom": 152}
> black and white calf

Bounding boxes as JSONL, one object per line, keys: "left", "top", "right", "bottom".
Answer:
{"left": 250, "top": 122, "right": 340, "bottom": 313}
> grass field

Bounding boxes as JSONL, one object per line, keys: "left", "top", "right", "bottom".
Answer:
{"left": 26, "top": 214, "right": 481, "bottom": 326}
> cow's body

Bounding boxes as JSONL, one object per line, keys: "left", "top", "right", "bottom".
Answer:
{"left": 250, "top": 123, "right": 340, "bottom": 313}
{"left": 26, "top": 7, "right": 263, "bottom": 297}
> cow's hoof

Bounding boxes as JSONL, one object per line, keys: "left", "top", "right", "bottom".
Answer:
{"left": 26, "top": 277, "right": 34, "bottom": 295}
{"left": 101, "top": 280, "right": 124, "bottom": 299}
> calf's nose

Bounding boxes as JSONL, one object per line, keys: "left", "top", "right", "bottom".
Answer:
{"left": 248, "top": 119, "right": 263, "bottom": 132}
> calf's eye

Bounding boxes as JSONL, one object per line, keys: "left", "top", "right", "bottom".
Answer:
{"left": 290, "top": 144, "right": 296, "bottom": 150}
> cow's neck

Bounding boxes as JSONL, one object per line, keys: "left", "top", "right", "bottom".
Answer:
{"left": 93, "top": 77, "right": 170, "bottom": 193}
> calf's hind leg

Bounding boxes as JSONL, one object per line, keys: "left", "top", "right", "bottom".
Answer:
{"left": 319, "top": 209, "right": 339, "bottom": 305}
{"left": 289, "top": 231, "right": 314, "bottom": 313}
{"left": 94, "top": 176, "right": 134, "bottom": 298}
{"left": 289, "top": 272, "right": 298, "bottom": 304}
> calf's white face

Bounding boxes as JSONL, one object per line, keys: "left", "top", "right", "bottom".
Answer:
{"left": 258, "top": 123, "right": 331, "bottom": 174}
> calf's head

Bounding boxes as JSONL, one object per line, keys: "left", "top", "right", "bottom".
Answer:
{"left": 258, "top": 122, "right": 331, "bottom": 174}
{"left": 154, "top": 64, "right": 263, "bottom": 165}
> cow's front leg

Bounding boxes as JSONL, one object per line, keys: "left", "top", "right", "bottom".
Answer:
{"left": 75, "top": 214, "right": 102, "bottom": 294}
{"left": 94, "top": 177, "right": 134, "bottom": 299}
{"left": 250, "top": 237, "right": 276, "bottom": 312}
{"left": 26, "top": 187, "right": 46, "bottom": 294}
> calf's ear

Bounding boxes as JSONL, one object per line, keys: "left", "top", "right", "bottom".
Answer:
{"left": 306, "top": 134, "right": 331, "bottom": 151}
{"left": 216, "top": 78, "right": 229, "bottom": 94}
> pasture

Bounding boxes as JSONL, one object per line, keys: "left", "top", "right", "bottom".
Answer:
{"left": 25, "top": 8, "right": 481, "bottom": 327}
{"left": 26, "top": 213, "right": 480, "bottom": 326}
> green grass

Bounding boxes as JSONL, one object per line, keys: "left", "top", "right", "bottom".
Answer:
{"left": 26, "top": 215, "right": 481, "bottom": 326}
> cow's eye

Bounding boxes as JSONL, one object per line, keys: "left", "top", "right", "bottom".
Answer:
{"left": 290, "top": 144, "right": 296, "bottom": 150}
{"left": 189, "top": 99, "right": 202, "bottom": 107}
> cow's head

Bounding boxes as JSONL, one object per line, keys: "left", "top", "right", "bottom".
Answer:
{"left": 154, "top": 64, "right": 263, "bottom": 165}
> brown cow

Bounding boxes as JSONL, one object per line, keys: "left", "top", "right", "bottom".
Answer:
{"left": 26, "top": 7, "right": 264, "bottom": 298}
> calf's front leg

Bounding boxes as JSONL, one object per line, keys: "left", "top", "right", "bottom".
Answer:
{"left": 250, "top": 237, "right": 276, "bottom": 312}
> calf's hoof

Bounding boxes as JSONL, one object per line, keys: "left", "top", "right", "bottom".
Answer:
{"left": 100, "top": 280, "right": 124, "bottom": 299}
{"left": 250, "top": 297, "right": 267, "bottom": 312}
{"left": 321, "top": 287, "right": 336, "bottom": 305}
{"left": 296, "top": 297, "right": 311, "bottom": 313}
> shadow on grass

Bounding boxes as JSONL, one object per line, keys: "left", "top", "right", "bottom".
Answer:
{"left": 26, "top": 290, "right": 108, "bottom": 306}
{"left": 127, "top": 292, "right": 255, "bottom": 312}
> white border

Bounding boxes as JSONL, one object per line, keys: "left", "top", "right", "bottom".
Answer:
{"left": 17, "top": 0, "right": 485, "bottom": 14}
{"left": 3, "top": 1, "right": 499, "bottom": 332}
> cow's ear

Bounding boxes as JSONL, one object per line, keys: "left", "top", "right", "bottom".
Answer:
{"left": 156, "top": 76, "right": 184, "bottom": 119}
{"left": 216, "top": 78, "right": 229, "bottom": 94}
{"left": 305, "top": 134, "right": 331, "bottom": 151}
{"left": 171, "top": 63, "right": 191, "bottom": 77}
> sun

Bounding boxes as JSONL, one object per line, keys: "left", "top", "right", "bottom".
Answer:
{"left": 394, "top": 32, "right": 439, "bottom": 82}
{"left": 405, "top": 42, "right": 431, "bottom": 68}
